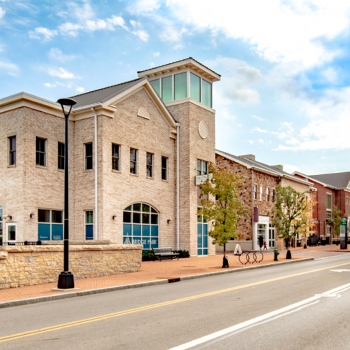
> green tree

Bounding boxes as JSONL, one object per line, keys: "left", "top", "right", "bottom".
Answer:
{"left": 271, "top": 185, "right": 310, "bottom": 253}
{"left": 198, "top": 163, "right": 247, "bottom": 267}
{"left": 328, "top": 206, "right": 343, "bottom": 238}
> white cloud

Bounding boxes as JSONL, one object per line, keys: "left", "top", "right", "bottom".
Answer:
{"left": 128, "top": 0, "right": 161, "bottom": 14}
{"left": 248, "top": 140, "right": 254, "bottom": 144}
{"left": 29, "top": 27, "right": 58, "bottom": 42}
{"left": 153, "top": 52, "right": 160, "bottom": 57}
{"left": 76, "top": 87, "right": 85, "bottom": 93}
{"left": 47, "top": 67, "right": 80, "bottom": 79}
{"left": 0, "top": 60, "right": 19, "bottom": 76}
{"left": 255, "top": 127, "right": 268, "bottom": 133}
{"left": 321, "top": 68, "right": 338, "bottom": 84}
{"left": 274, "top": 87, "right": 350, "bottom": 151}
{"left": 166, "top": 0, "right": 350, "bottom": 70}
{"left": 283, "top": 164, "right": 299, "bottom": 174}
{"left": 58, "top": 22, "right": 83, "bottom": 37}
{"left": 48, "top": 48, "right": 76, "bottom": 62}
{"left": 210, "top": 57, "right": 262, "bottom": 104}
{"left": 0, "top": 6, "right": 5, "bottom": 19}
{"left": 252, "top": 115, "right": 264, "bottom": 121}
{"left": 132, "top": 29, "right": 149, "bottom": 41}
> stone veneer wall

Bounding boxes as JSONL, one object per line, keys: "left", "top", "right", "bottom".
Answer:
{"left": 0, "top": 243, "right": 142, "bottom": 289}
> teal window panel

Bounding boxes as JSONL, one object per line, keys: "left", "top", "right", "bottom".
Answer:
{"left": 202, "top": 79, "right": 212, "bottom": 107}
{"left": 151, "top": 225, "right": 158, "bottom": 237}
{"left": 132, "top": 236, "right": 142, "bottom": 245}
{"left": 174, "top": 72, "right": 187, "bottom": 100}
{"left": 162, "top": 76, "right": 172, "bottom": 103}
{"left": 150, "top": 79, "right": 160, "bottom": 96}
{"left": 38, "top": 223, "right": 50, "bottom": 240}
{"left": 142, "top": 225, "right": 150, "bottom": 236}
{"left": 203, "top": 249, "right": 208, "bottom": 255}
{"left": 197, "top": 249, "right": 202, "bottom": 255}
{"left": 133, "top": 224, "right": 141, "bottom": 236}
{"left": 52, "top": 224, "right": 63, "bottom": 240}
{"left": 123, "top": 236, "right": 133, "bottom": 244}
{"left": 85, "top": 225, "right": 93, "bottom": 240}
{"left": 190, "top": 73, "right": 201, "bottom": 102}
{"left": 123, "top": 224, "right": 132, "bottom": 236}
{"left": 203, "top": 233, "right": 208, "bottom": 248}
{"left": 151, "top": 238, "right": 158, "bottom": 249}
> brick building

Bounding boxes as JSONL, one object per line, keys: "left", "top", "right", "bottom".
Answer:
{"left": 0, "top": 58, "right": 220, "bottom": 257}
{"left": 294, "top": 172, "right": 350, "bottom": 241}
{"left": 215, "top": 151, "right": 311, "bottom": 251}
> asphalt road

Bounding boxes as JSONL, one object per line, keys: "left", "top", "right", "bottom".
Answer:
{"left": 1, "top": 254, "right": 350, "bottom": 349}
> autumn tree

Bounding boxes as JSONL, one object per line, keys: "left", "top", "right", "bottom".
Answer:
{"left": 328, "top": 206, "right": 344, "bottom": 239}
{"left": 198, "top": 163, "right": 247, "bottom": 267}
{"left": 271, "top": 185, "right": 311, "bottom": 256}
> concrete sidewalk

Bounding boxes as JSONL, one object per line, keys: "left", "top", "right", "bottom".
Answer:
{"left": 0, "top": 245, "right": 349, "bottom": 308}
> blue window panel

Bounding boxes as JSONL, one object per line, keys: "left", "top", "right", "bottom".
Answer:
{"left": 52, "top": 224, "right": 63, "bottom": 240}
{"left": 132, "top": 236, "right": 142, "bottom": 245}
{"left": 123, "top": 236, "right": 133, "bottom": 244}
{"left": 85, "top": 225, "right": 93, "bottom": 240}
{"left": 151, "top": 238, "right": 158, "bottom": 249}
{"left": 38, "top": 223, "right": 50, "bottom": 240}
{"left": 198, "top": 234, "right": 202, "bottom": 248}
{"left": 203, "top": 232, "right": 208, "bottom": 248}
{"left": 203, "top": 249, "right": 208, "bottom": 255}
{"left": 197, "top": 249, "right": 202, "bottom": 256}
{"left": 142, "top": 238, "right": 151, "bottom": 250}
{"left": 133, "top": 224, "right": 141, "bottom": 236}
{"left": 123, "top": 224, "right": 132, "bottom": 236}
{"left": 197, "top": 223, "right": 202, "bottom": 234}
{"left": 203, "top": 223, "right": 208, "bottom": 234}
{"left": 151, "top": 225, "right": 158, "bottom": 237}
{"left": 142, "top": 225, "right": 150, "bottom": 237}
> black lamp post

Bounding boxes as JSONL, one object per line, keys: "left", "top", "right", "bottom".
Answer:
{"left": 57, "top": 98, "right": 76, "bottom": 289}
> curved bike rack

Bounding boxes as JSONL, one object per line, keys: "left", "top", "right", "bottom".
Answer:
{"left": 238, "top": 251, "right": 264, "bottom": 265}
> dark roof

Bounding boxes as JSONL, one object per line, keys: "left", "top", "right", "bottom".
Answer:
{"left": 216, "top": 150, "right": 289, "bottom": 177}
{"left": 308, "top": 172, "right": 350, "bottom": 189}
{"left": 69, "top": 78, "right": 143, "bottom": 108}
{"left": 137, "top": 57, "right": 221, "bottom": 77}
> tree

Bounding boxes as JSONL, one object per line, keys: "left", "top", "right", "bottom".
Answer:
{"left": 198, "top": 163, "right": 247, "bottom": 267}
{"left": 271, "top": 185, "right": 311, "bottom": 256}
{"left": 328, "top": 206, "right": 344, "bottom": 240}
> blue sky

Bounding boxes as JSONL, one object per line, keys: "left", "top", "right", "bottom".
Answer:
{"left": 1, "top": 0, "right": 350, "bottom": 175}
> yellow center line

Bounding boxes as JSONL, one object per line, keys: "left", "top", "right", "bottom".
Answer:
{"left": 1, "top": 261, "right": 349, "bottom": 343}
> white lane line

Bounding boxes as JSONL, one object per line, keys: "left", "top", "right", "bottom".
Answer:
{"left": 169, "top": 283, "right": 350, "bottom": 350}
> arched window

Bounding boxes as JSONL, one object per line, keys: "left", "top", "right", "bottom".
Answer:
{"left": 123, "top": 203, "right": 158, "bottom": 250}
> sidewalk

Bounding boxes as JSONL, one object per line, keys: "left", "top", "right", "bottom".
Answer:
{"left": 0, "top": 245, "right": 349, "bottom": 308}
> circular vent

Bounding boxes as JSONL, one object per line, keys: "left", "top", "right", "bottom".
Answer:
{"left": 198, "top": 121, "right": 208, "bottom": 139}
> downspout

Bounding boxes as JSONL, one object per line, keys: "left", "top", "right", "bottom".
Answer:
{"left": 176, "top": 123, "right": 180, "bottom": 250}
{"left": 91, "top": 108, "right": 98, "bottom": 240}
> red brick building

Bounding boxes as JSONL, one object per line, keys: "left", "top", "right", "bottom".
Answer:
{"left": 293, "top": 172, "right": 350, "bottom": 242}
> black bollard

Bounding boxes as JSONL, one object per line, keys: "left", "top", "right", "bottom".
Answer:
{"left": 286, "top": 250, "right": 292, "bottom": 259}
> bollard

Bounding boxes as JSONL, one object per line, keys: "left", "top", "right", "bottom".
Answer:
{"left": 274, "top": 248, "right": 279, "bottom": 261}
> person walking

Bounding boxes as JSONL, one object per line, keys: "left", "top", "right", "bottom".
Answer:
{"left": 258, "top": 235, "right": 263, "bottom": 250}
{"left": 263, "top": 241, "right": 267, "bottom": 250}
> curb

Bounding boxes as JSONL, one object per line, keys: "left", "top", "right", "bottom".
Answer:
{"left": 0, "top": 257, "right": 313, "bottom": 309}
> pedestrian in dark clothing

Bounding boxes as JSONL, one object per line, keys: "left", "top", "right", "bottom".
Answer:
{"left": 258, "top": 235, "right": 263, "bottom": 250}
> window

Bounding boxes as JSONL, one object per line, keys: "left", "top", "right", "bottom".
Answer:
{"left": 150, "top": 79, "right": 160, "bottom": 96}
{"left": 266, "top": 187, "right": 270, "bottom": 202}
{"left": 38, "top": 209, "right": 63, "bottom": 240}
{"left": 85, "top": 143, "right": 93, "bottom": 170}
{"left": 36, "top": 137, "right": 46, "bottom": 166}
{"left": 85, "top": 211, "right": 93, "bottom": 240}
{"left": 58, "top": 142, "right": 64, "bottom": 170}
{"left": 123, "top": 203, "right": 159, "bottom": 250}
{"left": 8, "top": 136, "right": 16, "bottom": 166}
{"left": 130, "top": 148, "right": 138, "bottom": 174}
{"left": 202, "top": 79, "right": 212, "bottom": 108}
{"left": 174, "top": 72, "right": 187, "bottom": 100}
{"left": 190, "top": 73, "right": 201, "bottom": 103}
{"left": 197, "top": 159, "right": 208, "bottom": 176}
{"left": 161, "top": 156, "right": 168, "bottom": 180}
{"left": 260, "top": 186, "right": 263, "bottom": 201}
{"left": 146, "top": 152, "right": 153, "bottom": 178}
{"left": 6, "top": 223, "right": 16, "bottom": 242}
{"left": 161, "top": 76, "right": 172, "bottom": 103}
{"left": 197, "top": 207, "right": 208, "bottom": 256}
{"left": 253, "top": 184, "right": 257, "bottom": 200}
{"left": 272, "top": 189, "right": 276, "bottom": 202}
{"left": 326, "top": 193, "right": 332, "bottom": 210}
{"left": 112, "top": 144, "right": 120, "bottom": 171}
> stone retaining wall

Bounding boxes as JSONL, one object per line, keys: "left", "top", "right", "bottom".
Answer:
{"left": 0, "top": 243, "right": 142, "bottom": 289}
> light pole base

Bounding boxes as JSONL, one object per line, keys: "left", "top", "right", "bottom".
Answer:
{"left": 57, "top": 271, "right": 75, "bottom": 289}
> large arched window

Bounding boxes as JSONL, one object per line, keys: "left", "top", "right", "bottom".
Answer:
{"left": 123, "top": 203, "right": 159, "bottom": 250}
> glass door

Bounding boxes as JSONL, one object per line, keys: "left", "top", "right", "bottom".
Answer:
{"left": 197, "top": 208, "right": 208, "bottom": 255}
{"left": 269, "top": 224, "right": 275, "bottom": 248}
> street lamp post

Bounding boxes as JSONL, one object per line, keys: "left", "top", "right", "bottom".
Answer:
{"left": 57, "top": 98, "right": 76, "bottom": 289}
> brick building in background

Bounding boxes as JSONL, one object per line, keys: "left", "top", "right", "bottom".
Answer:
{"left": 216, "top": 151, "right": 311, "bottom": 251}
{"left": 294, "top": 172, "right": 350, "bottom": 242}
